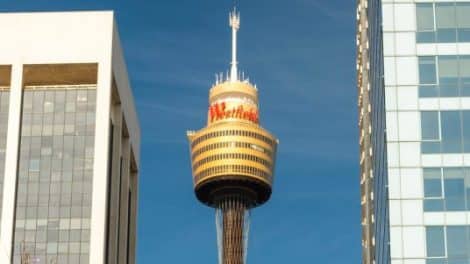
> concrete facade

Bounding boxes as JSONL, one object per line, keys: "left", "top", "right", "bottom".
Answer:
{"left": 0, "top": 11, "right": 140, "bottom": 263}
{"left": 358, "top": 1, "right": 470, "bottom": 264}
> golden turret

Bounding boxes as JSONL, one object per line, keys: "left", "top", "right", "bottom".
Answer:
{"left": 187, "top": 7, "right": 278, "bottom": 264}
{"left": 188, "top": 79, "right": 277, "bottom": 208}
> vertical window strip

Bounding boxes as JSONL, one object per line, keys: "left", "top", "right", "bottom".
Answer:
{"left": 0, "top": 90, "right": 9, "bottom": 237}
{"left": 421, "top": 110, "right": 470, "bottom": 154}
{"left": 423, "top": 167, "right": 470, "bottom": 212}
{"left": 419, "top": 55, "right": 470, "bottom": 98}
{"left": 426, "top": 226, "right": 470, "bottom": 263}
{"left": 417, "top": 3, "right": 470, "bottom": 43}
{"left": 12, "top": 88, "right": 96, "bottom": 264}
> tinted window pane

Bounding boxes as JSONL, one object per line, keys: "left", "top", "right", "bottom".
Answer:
{"left": 426, "top": 259, "right": 446, "bottom": 264}
{"left": 446, "top": 226, "right": 467, "bottom": 259}
{"left": 443, "top": 168, "right": 466, "bottom": 211}
{"left": 441, "top": 111, "right": 462, "bottom": 153}
{"left": 456, "top": 3, "right": 470, "bottom": 28}
{"left": 426, "top": 226, "right": 445, "bottom": 257}
{"left": 439, "top": 56, "right": 459, "bottom": 97}
{"left": 457, "top": 3, "right": 470, "bottom": 42}
{"left": 463, "top": 111, "right": 470, "bottom": 152}
{"left": 424, "top": 199, "right": 444, "bottom": 211}
{"left": 422, "top": 142, "right": 441, "bottom": 154}
{"left": 459, "top": 56, "right": 470, "bottom": 96}
{"left": 466, "top": 169, "right": 470, "bottom": 211}
{"left": 418, "top": 4, "right": 435, "bottom": 31}
{"left": 424, "top": 168, "right": 443, "bottom": 197}
{"left": 416, "top": 3, "right": 470, "bottom": 44}
{"left": 420, "top": 85, "right": 440, "bottom": 98}
{"left": 417, "top": 4, "right": 436, "bottom": 43}
{"left": 419, "top": 56, "right": 439, "bottom": 97}
{"left": 436, "top": 3, "right": 457, "bottom": 42}
{"left": 0, "top": 91, "right": 9, "bottom": 235}
{"left": 421, "top": 111, "right": 440, "bottom": 141}
{"left": 420, "top": 57, "right": 437, "bottom": 84}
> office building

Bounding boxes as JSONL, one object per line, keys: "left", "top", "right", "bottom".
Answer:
{"left": 187, "top": 8, "right": 278, "bottom": 264}
{"left": 358, "top": 1, "right": 470, "bottom": 264}
{"left": 0, "top": 11, "right": 140, "bottom": 264}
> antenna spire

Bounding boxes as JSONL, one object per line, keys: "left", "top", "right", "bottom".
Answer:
{"left": 229, "top": 7, "right": 240, "bottom": 82}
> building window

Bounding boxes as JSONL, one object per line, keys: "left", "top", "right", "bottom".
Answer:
{"left": 417, "top": 4, "right": 435, "bottom": 42}
{"left": 418, "top": 56, "right": 470, "bottom": 98}
{"left": 423, "top": 168, "right": 470, "bottom": 212}
{"left": 417, "top": 3, "right": 470, "bottom": 43}
{"left": 426, "top": 226, "right": 470, "bottom": 263}
{"left": 13, "top": 87, "right": 96, "bottom": 264}
{"left": 457, "top": 4, "right": 470, "bottom": 42}
{"left": 426, "top": 226, "right": 446, "bottom": 258}
{"left": 421, "top": 111, "right": 470, "bottom": 154}
{"left": 436, "top": 3, "right": 457, "bottom": 42}
{"left": 0, "top": 90, "right": 9, "bottom": 235}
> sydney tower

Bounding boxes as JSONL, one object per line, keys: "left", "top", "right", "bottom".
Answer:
{"left": 187, "top": 7, "right": 279, "bottom": 264}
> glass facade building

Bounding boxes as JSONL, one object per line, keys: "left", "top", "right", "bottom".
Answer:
{"left": 0, "top": 11, "right": 140, "bottom": 264}
{"left": 13, "top": 87, "right": 96, "bottom": 263}
{"left": 0, "top": 86, "right": 10, "bottom": 236}
{"left": 358, "top": 1, "right": 470, "bottom": 264}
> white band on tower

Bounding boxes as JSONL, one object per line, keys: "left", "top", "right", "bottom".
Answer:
{"left": 229, "top": 8, "right": 240, "bottom": 82}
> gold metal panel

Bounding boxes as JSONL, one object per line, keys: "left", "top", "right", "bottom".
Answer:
{"left": 209, "top": 81, "right": 258, "bottom": 104}
{"left": 193, "top": 157, "right": 273, "bottom": 176}
{"left": 190, "top": 135, "right": 274, "bottom": 155}
{"left": 190, "top": 136, "right": 275, "bottom": 156}
{"left": 23, "top": 63, "right": 98, "bottom": 86}
{"left": 188, "top": 113, "right": 278, "bottom": 188}
{"left": 193, "top": 158, "right": 273, "bottom": 187}
{"left": 0, "top": 65, "right": 11, "bottom": 87}
{"left": 189, "top": 123, "right": 277, "bottom": 149}
{"left": 192, "top": 148, "right": 273, "bottom": 166}
{"left": 191, "top": 141, "right": 274, "bottom": 161}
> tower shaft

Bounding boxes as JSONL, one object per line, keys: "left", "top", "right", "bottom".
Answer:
{"left": 187, "top": 6, "right": 278, "bottom": 264}
{"left": 218, "top": 197, "right": 248, "bottom": 264}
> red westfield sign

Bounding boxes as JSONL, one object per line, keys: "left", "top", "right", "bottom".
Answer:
{"left": 209, "top": 102, "right": 259, "bottom": 123}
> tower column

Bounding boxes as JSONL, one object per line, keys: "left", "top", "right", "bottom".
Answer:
{"left": 187, "top": 7, "right": 278, "bottom": 264}
{"left": 219, "top": 197, "right": 247, "bottom": 264}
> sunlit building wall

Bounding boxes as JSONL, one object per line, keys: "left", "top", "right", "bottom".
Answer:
{"left": 358, "top": 1, "right": 470, "bottom": 264}
{"left": 357, "top": 0, "right": 391, "bottom": 263}
{"left": 0, "top": 11, "right": 140, "bottom": 264}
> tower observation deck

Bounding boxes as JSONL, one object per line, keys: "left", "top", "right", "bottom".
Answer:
{"left": 187, "top": 7, "right": 278, "bottom": 264}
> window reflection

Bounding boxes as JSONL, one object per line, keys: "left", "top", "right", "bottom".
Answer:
{"left": 419, "top": 56, "right": 470, "bottom": 98}
{"left": 423, "top": 168, "right": 470, "bottom": 212}
{"left": 426, "top": 226, "right": 470, "bottom": 263}
{"left": 0, "top": 90, "right": 9, "bottom": 235}
{"left": 417, "top": 3, "right": 470, "bottom": 43}
{"left": 421, "top": 110, "right": 470, "bottom": 154}
{"left": 13, "top": 87, "right": 96, "bottom": 264}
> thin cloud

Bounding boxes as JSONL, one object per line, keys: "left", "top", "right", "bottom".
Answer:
{"left": 299, "top": 0, "right": 353, "bottom": 23}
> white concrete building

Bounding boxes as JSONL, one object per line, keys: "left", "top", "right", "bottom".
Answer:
{"left": 358, "top": 1, "right": 470, "bottom": 264}
{"left": 0, "top": 11, "right": 140, "bottom": 264}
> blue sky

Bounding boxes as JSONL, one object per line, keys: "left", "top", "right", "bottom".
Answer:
{"left": 2, "top": 0, "right": 359, "bottom": 263}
